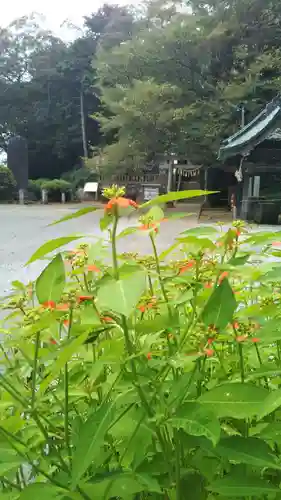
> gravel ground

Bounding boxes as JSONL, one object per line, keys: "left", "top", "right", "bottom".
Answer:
{"left": 0, "top": 204, "right": 200, "bottom": 296}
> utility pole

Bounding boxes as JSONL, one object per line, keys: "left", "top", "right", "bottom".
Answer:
{"left": 241, "top": 105, "right": 245, "bottom": 128}
{"left": 80, "top": 82, "right": 88, "bottom": 159}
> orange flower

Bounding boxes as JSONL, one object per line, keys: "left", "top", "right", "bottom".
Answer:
{"left": 236, "top": 335, "right": 248, "bottom": 343}
{"left": 139, "top": 223, "right": 158, "bottom": 234}
{"left": 204, "top": 348, "right": 214, "bottom": 357}
{"left": 77, "top": 295, "right": 93, "bottom": 303}
{"left": 101, "top": 316, "right": 114, "bottom": 323}
{"left": 251, "top": 337, "right": 260, "bottom": 343}
{"left": 43, "top": 301, "right": 56, "bottom": 309}
{"left": 56, "top": 303, "right": 69, "bottom": 311}
{"left": 63, "top": 319, "right": 70, "bottom": 327}
{"left": 87, "top": 264, "right": 101, "bottom": 272}
{"left": 204, "top": 281, "right": 213, "bottom": 289}
{"left": 218, "top": 271, "right": 228, "bottom": 284}
{"left": 272, "top": 241, "right": 281, "bottom": 247}
{"left": 147, "top": 352, "right": 152, "bottom": 360}
{"left": 105, "top": 197, "right": 138, "bottom": 213}
{"left": 179, "top": 261, "right": 195, "bottom": 274}
{"left": 50, "top": 338, "right": 57, "bottom": 345}
{"left": 207, "top": 337, "right": 215, "bottom": 345}
{"left": 233, "top": 321, "right": 240, "bottom": 330}
{"left": 235, "top": 229, "right": 241, "bottom": 237}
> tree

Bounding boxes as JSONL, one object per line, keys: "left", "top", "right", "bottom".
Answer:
{"left": 0, "top": 166, "right": 16, "bottom": 200}
{"left": 0, "top": 5, "right": 135, "bottom": 179}
{"left": 95, "top": 0, "right": 281, "bottom": 173}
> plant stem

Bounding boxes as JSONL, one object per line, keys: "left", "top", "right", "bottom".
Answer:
{"left": 31, "top": 332, "right": 40, "bottom": 410}
{"left": 111, "top": 214, "right": 119, "bottom": 280}
{"left": 148, "top": 273, "right": 154, "bottom": 296}
{"left": 238, "top": 343, "right": 245, "bottom": 383}
{"left": 65, "top": 308, "right": 73, "bottom": 461}
{"left": 111, "top": 216, "right": 170, "bottom": 468}
{"left": 277, "top": 341, "right": 281, "bottom": 365}
{"left": 174, "top": 429, "right": 181, "bottom": 500}
{"left": 254, "top": 343, "right": 269, "bottom": 389}
{"left": 150, "top": 233, "right": 172, "bottom": 317}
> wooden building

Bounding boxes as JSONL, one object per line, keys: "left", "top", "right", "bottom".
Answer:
{"left": 218, "top": 95, "right": 281, "bottom": 224}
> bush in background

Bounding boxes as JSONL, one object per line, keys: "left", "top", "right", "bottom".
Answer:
{"left": 62, "top": 166, "right": 98, "bottom": 190}
{"left": 0, "top": 165, "right": 16, "bottom": 201}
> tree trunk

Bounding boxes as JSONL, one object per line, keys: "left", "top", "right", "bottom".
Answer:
{"left": 80, "top": 84, "right": 88, "bottom": 159}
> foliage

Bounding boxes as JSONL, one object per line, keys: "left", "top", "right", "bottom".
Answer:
{"left": 3, "top": 189, "right": 281, "bottom": 498}
{"left": 0, "top": 165, "right": 16, "bottom": 200}
{"left": 94, "top": 0, "right": 281, "bottom": 172}
{"left": 61, "top": 167, "right": 98, "bottom": 189}
{"left": 40, "top": 179, "right": 72, "bottom": 192}
{"left": 0, "top": 5, "right": 135, "bottom": 179}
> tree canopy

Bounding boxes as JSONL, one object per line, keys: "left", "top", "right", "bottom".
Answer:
{"left": 1, "top": 0, "right": 281, "bottom": 179}
{"left": 94, "top": 0, "right": 281, "bottom": 171}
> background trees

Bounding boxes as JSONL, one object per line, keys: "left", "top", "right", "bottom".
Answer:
{"left": 1, "top": 0, "right": 281, "bottom": 180}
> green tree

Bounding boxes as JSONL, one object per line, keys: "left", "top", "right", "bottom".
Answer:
{"left": 95, "top": 0, "right": 281, "bottom": 173}
{"left": 0, "top": 5, "right": 135, "bottom": 180}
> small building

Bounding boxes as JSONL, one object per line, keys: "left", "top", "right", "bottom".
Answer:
{"left": 98, "top": 157, "right": 202, "bottom": 202}
{"left": 218, "top": 95, "right": 281, "bottom": 224}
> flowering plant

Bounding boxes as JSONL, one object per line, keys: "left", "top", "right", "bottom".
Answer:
{"left": 1, "top": 189, "right": 281, "bottom": 499}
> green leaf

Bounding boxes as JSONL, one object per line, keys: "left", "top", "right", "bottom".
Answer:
{"left": 245, "top": 231, "right": 281, "bottom": 245}
{"left": 39, "top": 331, "right": 89, "bottom": 394}
{"left": 141, "top": 190, "right": 216, "bottom": 208}
{"left": 82, "top": 472, "right": 161, "bottom": 498}
{"left": 177, "top": 235, "right": 216, "bottom": 250}
{"left": 100, "top": 213, "right": 113, "bottom": 231}
{"left": 135, "top": 314, "right": 171, "bottom": 334}
{"left": 71, "top": 402, "right": 115, "bottom": 487}
{"left": 169, "top": 402, "right": 220, "bottom": 446}
{"left": 19, "top": 484, "right": 64, "bottom": 499}
{"left": 36, "top": 254, "right": 65, "bottom": 304}
{"left": 257, "top": 422, "right": 281, "bottom": 441}
{"left": 263, "top": 266, "right": 281, "bottom": 282}
{"left": 97, "top": 271, "right": 147, "bottom": 317}
{"left": 0, "top": 460, "right": 22, "bottom": 476}
{"left": 117, "top": 226, "right": 138, "bottom": 239}
{"left": 228, "top": 254, "right": 251, "bottom": 266}
{"left": 257, "top": 389, "right": 281, "bottom": 420}
{"left": 146, "top": 205, "right": 165, "bottom": 221}
{"left": 216, "top": 436, "right": 281, "bottom": 469}
{"left": 247, "top": 364, "right": 281, "bottom": 381}
{"left": 208, "top": 473, "right": 279, "bottom": 496}
{"left": 49, "top": 206, "right": 99, "bottom": 226}
{"left": 11, "top": 280, "right": 25, "bottom": 290}
{"left": 201, "top": 278, "right": 237, "bottom": 329}
{"left": 165, "top": 212, "right": 195, "bottom": 220}
{"left": 254, "top": 320, "right": 281, "bottom": 342}
{"left": 199, "top": 383, "right": 269, "bottom": 419}
{"left": 159, "top": 241, "right": 180, "bottom": 261}
{"left": 173, "top": 289, "right": 193, "bottom": 305}
{"left": 26, "top": 235, "right": 83, "bottom": 265}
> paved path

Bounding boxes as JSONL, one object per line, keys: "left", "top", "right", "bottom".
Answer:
{"left": 0, "top": 204, "right": 199, "bottom": 296}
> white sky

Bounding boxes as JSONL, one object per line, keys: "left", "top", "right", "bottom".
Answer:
{"left": 2, "top": 0, "right": 130, "bottom": 39}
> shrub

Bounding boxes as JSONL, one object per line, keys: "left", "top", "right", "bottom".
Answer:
{"left": 2, "top": 188, "right": 281, "bottom": 498}
{"left": 62, "top": 167, "right": 98, "bottom": 189}
{"left": 28, "top": 179, "right": 44, "bottom": 200}
{"left": 0, "top": 165, "right": 16, "bottom": 200}
{"left": 40, "top": 179, "right": 72, "bottom": 192}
